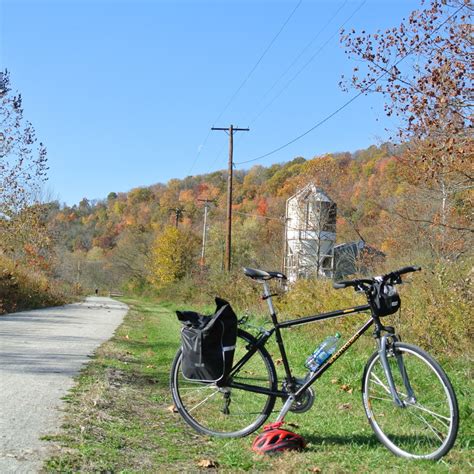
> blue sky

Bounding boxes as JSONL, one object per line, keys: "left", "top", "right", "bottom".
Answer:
{"left": 1, "top": 0, "right": 417, "bottom": 205}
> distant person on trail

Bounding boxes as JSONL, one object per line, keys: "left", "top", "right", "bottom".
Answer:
{"left": 95, "top": 288, "right": 99, "bottom": 296}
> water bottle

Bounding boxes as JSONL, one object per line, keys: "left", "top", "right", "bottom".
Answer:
{"left": 305, "top": 333, "right": 341, "bottom": 371}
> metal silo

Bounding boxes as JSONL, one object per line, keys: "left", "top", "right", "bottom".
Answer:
{"left": 284, "top": 183, "right": 337, "bottom": 282}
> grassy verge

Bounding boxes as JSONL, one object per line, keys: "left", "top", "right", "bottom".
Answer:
{"left": 44, "top": 297, "right": 472, "bottom": 472}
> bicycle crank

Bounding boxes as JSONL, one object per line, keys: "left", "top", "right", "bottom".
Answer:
{"left": 290, "top": 386, "right": 315, "bottom": 413}
{"left": 283, "top": 378, "right": 316, "bottom": 413}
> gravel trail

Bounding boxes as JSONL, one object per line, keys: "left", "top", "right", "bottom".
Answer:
{"left": 0, "top": 297, "right": 128, "bottom": 473}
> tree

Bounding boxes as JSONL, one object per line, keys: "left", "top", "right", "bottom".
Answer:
{"left": 0, "top": 70, "right": 48, "bottom": 217}
{"left": 341, "top": 0, "right": 473, "bottom": 255}
{"left": 0, "top": 70, "right": 48, "bottom": 256}
{"left": 107, "top": 191, "right": 118, "bottom": 202}
{"left": 341, "top": 0, "right": 471, "bottom": 145}
{"left": 148, "top": 226, "right": 199, "bottom": 286}
{"left": 110, "top": 225, "right": 153, "bottom": 284}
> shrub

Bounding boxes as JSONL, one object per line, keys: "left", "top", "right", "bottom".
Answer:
{"left": 277, "top": 260, "right": 472, "bottom": 357}
{"left": 0, "top": 255, "right": 71, "bottom": 314}
{"left": 130, "top": 257, "right": 472, "bottom": 358}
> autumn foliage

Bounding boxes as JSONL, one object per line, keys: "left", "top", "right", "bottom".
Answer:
{"left": 148, "top": 226, "right": 199, "bottom": 287}
{"left": 1, "top": 2, "right": 471, "bottom": 355}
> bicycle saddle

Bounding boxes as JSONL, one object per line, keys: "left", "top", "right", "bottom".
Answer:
{"left": 243, "top": 268, "right": 287, "bottom": 281}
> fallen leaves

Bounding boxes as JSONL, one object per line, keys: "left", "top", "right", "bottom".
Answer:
{"left": 340, "top": 384, "right": 353, "bottom": 394}
{"left": 338, "top": 403, "right": 352, "bottom": 411}
{"left": 166, "top": 404, "right": 178, "bottom": 413}
{"left": 196, "top": 459, "right": 218, "bottom": 468}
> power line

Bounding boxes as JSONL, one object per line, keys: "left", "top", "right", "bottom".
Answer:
{"left": 208, "top": 140, "right": 228, "bottom": 171}
{"left": 231, "top": 0, "right": 360, "bottom": 154}
{"left": 233, "top": 210, "right": 284, "bottom": 222}
{"left": 238, "top": 0, "right": 350, "bottom": 127}
{"left": 235, "top": 3, "right": 466, "bottom": 166}
{"left": 211, "top": 0, "right": 303, "bottom": 128}
{"left": 245, "top": 0, "right": 367, "bottom": 129}
{"left": 186, "top": 129, "right": 213, "bottom": 177}
{"left": 237, "top": 92, "right": 364, "bottom": 165}
{"left": 186, "top": 0, "right": 302, "bottom": 177}
{"left": 216, "top": 208, "right": 313, "bottom": 233}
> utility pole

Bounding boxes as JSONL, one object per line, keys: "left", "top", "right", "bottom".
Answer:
{"left": 198, "top": 198, "right": 214, "bottom": 267}
{"left": 211, "top": 124, "right": 249, "bottom": 271}
{"left": 169, "top": 207, "right": 184, "bottom": 228}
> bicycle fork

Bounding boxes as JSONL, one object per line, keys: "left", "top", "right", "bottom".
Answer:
{"left": 378, "top": 334, "right": 416, "bottom": 408}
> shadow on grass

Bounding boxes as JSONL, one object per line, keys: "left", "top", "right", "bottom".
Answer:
{"left": 304, "top": 432, "right": 380, "bottom": 449}
{"left": 305, "top": 432, "right": 446, "bottom": 452}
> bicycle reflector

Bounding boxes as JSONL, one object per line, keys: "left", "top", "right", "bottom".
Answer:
{"left": 252, "top": 422, "right": 306, "bottom": 455}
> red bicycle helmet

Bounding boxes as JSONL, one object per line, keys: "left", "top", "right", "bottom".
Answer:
{"left": 252, "top": 422, "right": 306, "bottom": 454}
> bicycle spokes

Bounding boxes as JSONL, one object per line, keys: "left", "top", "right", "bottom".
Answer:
{"left": 171, "top": 329, "right": 277, "bottom": 437}
{"left": 363, "top": 343, "right": 457, "bottom": 459}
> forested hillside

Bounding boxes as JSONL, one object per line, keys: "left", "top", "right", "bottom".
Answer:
{"left": 39, "top": 143, "right": 469, "bottom": 292}
{"left": 17, "top": 141, "right": 466, "bottom": 355}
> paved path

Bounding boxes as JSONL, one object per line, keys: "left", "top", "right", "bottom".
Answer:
{"left": 0, "top": 297, "right": 128, "bottom": 473}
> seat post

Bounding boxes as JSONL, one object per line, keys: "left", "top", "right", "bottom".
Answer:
{"left": 261, "top": 280, "right": 293, "bottom": 383}
{"left": 262, "top": 281, "right": 276, "bottom": 317}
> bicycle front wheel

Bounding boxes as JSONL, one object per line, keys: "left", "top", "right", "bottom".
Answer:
{"left": 362, "top": 342, "right": 458, "bottom": 460}
{"left": 170, "top": 329, "right": 277, "bottom": 438}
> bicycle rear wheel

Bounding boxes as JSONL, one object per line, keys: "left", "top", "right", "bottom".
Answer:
{"left": 170, "top": 329, "right": 277, "bottom": 438}
{"left": 362, "top": 342, "right": 458, "bottom": 459}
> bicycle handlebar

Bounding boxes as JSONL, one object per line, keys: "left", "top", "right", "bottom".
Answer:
{"left": 333, "top": 266, "right": 421, "bottom": 290}
{"left": 391, "top": 265, "right": 422, "bottom": 276}
{"left": 333, "top": 279, "right": 372, "bottom": 289}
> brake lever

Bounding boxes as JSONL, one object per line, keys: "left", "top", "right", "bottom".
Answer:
{"left": 393, "top": 275, "right": 402, "bottom": 285}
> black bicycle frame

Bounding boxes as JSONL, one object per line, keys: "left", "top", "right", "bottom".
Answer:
{"left": 228, "top": 302, "right": 373, "bottom": 398}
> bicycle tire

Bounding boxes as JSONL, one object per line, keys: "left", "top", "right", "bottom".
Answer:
{"left": 362, "top": 342, "right": 459, "bottom": 460}
{"left": 170, "top": 328, "right": 277, "bottom": 438}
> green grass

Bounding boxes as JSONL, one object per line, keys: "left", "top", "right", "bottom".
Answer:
{"left": 44, "top": 297, "right": 473, "bottom": 472}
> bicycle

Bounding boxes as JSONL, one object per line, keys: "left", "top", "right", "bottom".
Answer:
{"left": 170, "top": 266, "right": 459, "bottom": 460}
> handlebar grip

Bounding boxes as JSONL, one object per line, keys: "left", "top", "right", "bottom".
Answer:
{"left": 397, "top": 266, "right": 422, "bottom": 276}
{"left": 333, "top": 280, "right": 365, "bottom": 289}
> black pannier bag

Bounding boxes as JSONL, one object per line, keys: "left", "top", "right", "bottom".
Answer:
{"left": 370, "top": 279, "right": 401, "bottom": 317}
{"left": 176, "top": 297, "right": 237, "bottom": 383}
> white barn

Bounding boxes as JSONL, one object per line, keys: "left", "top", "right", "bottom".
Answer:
{"left": 284, "top": 183, "right": 337, "bottom": 282}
